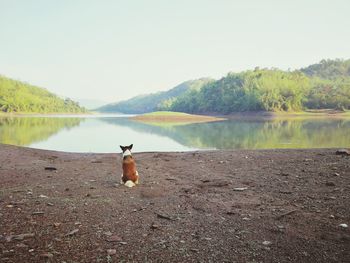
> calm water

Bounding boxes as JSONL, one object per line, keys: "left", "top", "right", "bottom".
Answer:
{"left": 0, "top": 115, "right": 349, "bottom": 153}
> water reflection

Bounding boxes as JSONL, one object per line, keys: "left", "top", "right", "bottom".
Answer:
{"left": 0, "top": 116, "right": 349, "bottom": 152}
{"left": 102, "top": 118, "right": 350, "bottom": 149}
{"left": 0, "top": 117, "right": 83, "bottom": 146}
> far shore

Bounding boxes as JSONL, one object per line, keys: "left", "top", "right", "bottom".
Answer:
{"left": 1, "top": 109, "right": 350, "bottom": 120}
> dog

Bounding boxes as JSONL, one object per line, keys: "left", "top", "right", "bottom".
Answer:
{"left": 120, "top": 144, "right": 139, "bottom": 187}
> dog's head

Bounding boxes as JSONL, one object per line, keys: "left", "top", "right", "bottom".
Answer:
{"left": 120, "top": 144, "right": 133, "bottom": 159}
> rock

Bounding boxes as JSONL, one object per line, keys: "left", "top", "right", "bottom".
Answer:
{"left": 334, "top": 172, "right": 340, "bottom": 176}
{"left": 165, "top": 177, "right": 177, "bottom": 181}
{"left": 151, "top": 223, "right": 160, "bottom": 229}
{"left": 32, "top": 211, "right": 44, "bottom": 215}
{"left": 16, "top": 243, "right": 28, "bottom": 248}
{"left": 190, "top": 248, "right": 199, "bottom": 253}
{"left": 106, "top": 235, "right": 122, "bottom": 242}
{"left": 104, "top": 231, "right": 112, "bottom": 236}
{"left": 12, "top": 233, "right": 35, "bottom": 241}
{"left": 233, "top": 187, "right": 248, "bottom": 191}
{"left": 66, "top": 229, "right": 79, "bottom": 236}
{"left": 226, "top": 211, "right": 236, "bottom": 215}
{"left": 40, "top": 253, "right": 53, "bottom": 258}
{"left": 47, "top": 203, "right": 54, "bottom": 206}
{"left": 53, "top": 222, "right": 61, "bottom": 227}
{"left": 336, "top": 149, "right": 350, "bottom": 156}
{"left": 44, "top": 167, "right": 57, "bottom": 171}
{"left": 39, "top": 194, "right": 48, "bottom": 198}
{"left": 339, "top": 223, "right": 348, "bottom": 228}
{"left": 107, "top": 249, "right": 116, "bottom": 255}
{"left": 262, "top": 241, "right": 272, "bottom": 246}
{"left": 119, "top": 241, "right": 127, "bottom": 245}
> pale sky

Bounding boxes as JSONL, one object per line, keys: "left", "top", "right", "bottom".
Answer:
{"left": 1, "top": 0, "right": 349, "bottom": 102}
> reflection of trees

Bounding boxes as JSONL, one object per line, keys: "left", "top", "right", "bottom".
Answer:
{"left": 101, "top": 118, "right": 350, "bottom": 149}
{"left": 0, "top": 117, "right": 83, "bottom": 146}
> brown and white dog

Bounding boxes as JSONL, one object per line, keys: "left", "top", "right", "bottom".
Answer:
{"left": 120, "top": 144, "right": 139, "bottom": 187}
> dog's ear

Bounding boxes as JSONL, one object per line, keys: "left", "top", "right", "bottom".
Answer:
{"left": 129, "top": 144, "right": 133, "bottom": 150}
{"left": 120, "top": 145, "right": 126, "bottom": 152}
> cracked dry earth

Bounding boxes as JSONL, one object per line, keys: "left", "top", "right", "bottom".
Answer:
{"left": 0, "top": 144, "right": 349, "bottom": 263}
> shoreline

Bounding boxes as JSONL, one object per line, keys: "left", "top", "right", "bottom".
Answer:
{"left": 1, "top": 109, "right": 349, "bottom": 119}
{"left": 0, "top": 144, "right": 349, "bottom": 262}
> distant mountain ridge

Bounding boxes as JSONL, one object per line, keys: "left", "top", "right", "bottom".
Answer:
{"left": 96, "top": 78, "right": 214, "bottom": 114}
{"left": 0, "top": 75, "right": 86, "bottom": 113}
{"left": 97, "top": 59, "right": 350, "bottom": 114}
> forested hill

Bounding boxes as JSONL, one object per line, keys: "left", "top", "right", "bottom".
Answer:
{"left": 162, "top": 59, "right": 350, "bottom": 113}
{"left": 0, "top": 75, "right": 86, "bottom": 113}
{"left": 301, "top": 59, "right": 350, "bottom": 79}
{"left": 97, "top": 59, "right": 350, "bottom": 114}
{"left": 96, "top": 78, "right": 213, "bottom": 114}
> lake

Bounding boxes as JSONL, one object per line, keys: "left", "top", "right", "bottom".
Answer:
{"left": 0, "top": 115, "right": 349, "bottom": 153}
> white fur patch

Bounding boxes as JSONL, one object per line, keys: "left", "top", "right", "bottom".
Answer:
{"left": 123, "top": 149, "right": 131, "bottom": 157}
{"left": 124, "top": 180, "right": 136, "bottom": 188}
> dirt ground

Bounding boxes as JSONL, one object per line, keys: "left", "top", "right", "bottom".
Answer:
{"left": 0, "top": 144, "right": 349, "bottom": 263}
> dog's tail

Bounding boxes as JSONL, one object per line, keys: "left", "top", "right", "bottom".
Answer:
{"left": 124, "top": 180, "right": 136, "bottom": 188}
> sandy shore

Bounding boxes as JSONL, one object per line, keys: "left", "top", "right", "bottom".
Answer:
{"left": 0, "top": 144, "right": 349, "bottom": 262}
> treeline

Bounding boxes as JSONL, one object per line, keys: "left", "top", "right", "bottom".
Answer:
{"left": 97, "top": 78, "right": 213, "bottom": 114}
{"left": 159, "top": 59, "right": 350, "bottom": 113}
{"left": 0, "top": 75, "right": 86, "bottom": 113}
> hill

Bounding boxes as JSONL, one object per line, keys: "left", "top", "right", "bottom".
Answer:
{"left": 300, "top": 58, "right": 350, "bottom": 79}
{"left": 0, "top": 75, "right": 86, "bottom": 113}
{"left": 97, "top": 59, "right": 350, "bottom": 115}
{"left": 96, "top": 78, "right": 214, "bottom": 114}
{"left": 161, "top": 59, "right": 350, "bottom": 113}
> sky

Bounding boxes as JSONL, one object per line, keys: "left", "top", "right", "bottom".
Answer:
{"left": 0, "top": 0, "right": 350, "bottom": 103}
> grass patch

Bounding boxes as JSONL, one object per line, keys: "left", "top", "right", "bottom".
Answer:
{"left": 141, "top": 111, "right": 192, "bottom": 117}
{"left": 131, "top": 111, "right": 225, "bottom": 124}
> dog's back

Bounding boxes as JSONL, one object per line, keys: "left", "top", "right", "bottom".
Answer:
{"left": 122, "top": 156, "right": 138, "bottom": 183}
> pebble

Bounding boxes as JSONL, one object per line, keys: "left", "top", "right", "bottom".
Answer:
{"left": 151, "top": 223, "right": 160, "bottom": 229}
{"left": 66, "top": 229, "right": 79, "bottom": 236}
{"left": 233, "top": 187, "right": 248, "bottom": 191}
{"left": 32, "top": 211, "right": 44, "bottom": 215}
{"left": 40, "top": 253, "right": 53, "bottom": 258}
{"left": 106, "top": 235, "right": 122, "bottom": 242}
{"left": 107, "top": 249, "right": 117, "bottom": 255}
{"left": 325, "top": 182, "right": 335, "bottom": 187}
{"left": 39, "top": 194, "right": 48, "bottom": 198}
{"left": 262, "top": 241, "right": 272, "bottom": 246}
{"left": 339, "top": 223, "right": 348, "bottom": 228}
{"left": 104, "top": 231, "right": 113, "bottom": 236}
